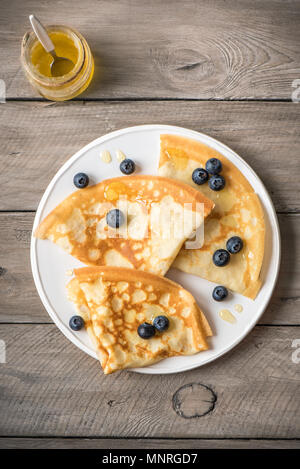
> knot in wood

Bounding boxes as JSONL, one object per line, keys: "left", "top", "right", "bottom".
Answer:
{"left": 172, "top": 382, "right": 217, "bottom": 419}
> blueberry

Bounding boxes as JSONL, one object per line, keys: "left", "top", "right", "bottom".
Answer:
{"left": 209, "top": 174, "right": 226, "bottom": 191}
{"left": 213, "top": 249, "right": 230, "bottom": 267}
{"left": 73, "top": 172, "right": 89, "bottom": 189}
{"left": 120, "top": 158, "right": 135, "bottom": 175}
{"left": 212, "top": 285, "right": 228, "bottom": 301}
{"left": 206, "top": 158, "right": 222, "bottom": 175}
{"left": 192, "top": 168, "right": 209, "bottom": 185}
{"left": 138, "top": 322, "right": 156, "bottom": 339}
{"left": 153, "top": 315, "right": 169, "bottom": 332}
{"left": 69, "top": 315, "right": 85, "bottom": 331}
{"left": 106, "top": 209, "right": 125, "bottom": 228}
{"left": 226, "top": 236, "right": 243, "bottom": 254}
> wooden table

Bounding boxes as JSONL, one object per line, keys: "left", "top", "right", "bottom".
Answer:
{"left": 0, "top": 0, "right": 300, "bottom": 450}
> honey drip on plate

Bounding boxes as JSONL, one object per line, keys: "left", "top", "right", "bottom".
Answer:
{"left": 219, "top": 309, "right": 236, "bottom": 324}
{"left": 234, "top": 304, "right": 243, "bottom": 313}
{"left": 116, "top": 150, "right": 126, "bottom": 162}
{"left": 100, "top": 150, "right": 112, "bottom": 164}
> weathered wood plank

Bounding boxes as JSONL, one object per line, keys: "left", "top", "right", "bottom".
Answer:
{"left": 0, "top": 211, "right": 299, "bottom": 325}
{"left": 0, "top": 101, "right": 299, "bottom": 211}
{"left": 0, "top": 324, "right": 299, "bottom": 438}
{"left": 1, "top": 0, "right": 300, "bottom": 99}
{"left": 0, "top": 438, "right": 299, "bottom": 449}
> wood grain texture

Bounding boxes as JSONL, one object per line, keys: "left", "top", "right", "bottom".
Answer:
{"left": 1, "top": 0, "right": 300, "bottom": 99}
{"left": 1, "top": 101, "right": 299, "bottom": 211}
{"left": 0, "top": 212, "right": 299, "bottom": 325}
{"left": 0, "top": 438, "right": 299, "bottom": 449}
{"left": 0, "top": 324, "right": 299, "bottom": 438}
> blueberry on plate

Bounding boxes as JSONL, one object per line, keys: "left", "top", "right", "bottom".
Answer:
{"left": 69, "top": 315, "right": 85, "bottom": 331}
{"left": 212, "top": 285, "right": 228, "bottom": 301}
{"left": 73, "top": 172, "right": 89, "bottom": 189}
{"left": 153, "top": 315, "right": 169, "bottom": 332}
{"left": 120, "top": 158, "right": 136, "bottom": 175}
{"left": 192, "top": 168, "right": 209, "bottom": 185}
{"left": 205, "top": 158, "right": 222, "bottom": 175}
{"left": 138, "top": 322, "right": 156, "bottom": 339}
{"left": 106, "top": 209, "right": 125, "bottom": 228}
{"left": 209, "top": 174, "right": 225, "bottom": 191}
{"left": 226, "top": 236, "right": 243, "bottom": 254}
{"left": 213, "top": 249, "right": 230, "bottom": 267}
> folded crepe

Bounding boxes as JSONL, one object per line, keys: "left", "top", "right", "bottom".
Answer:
{"left": 158, "top": 135, "right": 265, "bottom": 298}
{"left": 67, "top": 266, "right": 212, "bottom": 374}
{"left": 35, "top": 175, "right": 214, "bottom": 276}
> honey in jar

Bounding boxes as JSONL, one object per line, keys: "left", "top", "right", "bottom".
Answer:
{"left": 21, "top": 25, "right": 94, "bottom": 101}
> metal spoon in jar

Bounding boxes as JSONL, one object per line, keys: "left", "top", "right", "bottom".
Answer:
{"left": 29, "top": 15, "right": 74, "bottom": 77}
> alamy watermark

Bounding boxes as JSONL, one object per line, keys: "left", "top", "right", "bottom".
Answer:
{"left": 0, "top": 79, "right": 5, "bottom": 103}
{"left": 102, "top": 197, "right": 205, "bottom": 249}
{"left": 291, "top": 339, "right": 300, "bottom": 364}
{"left": 0, "top": 340, "right": 6, "bottom": 363}
{"left": 291, "top": 79, "right": 300, "bottom": 103}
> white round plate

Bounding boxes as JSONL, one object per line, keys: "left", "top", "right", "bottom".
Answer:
{"left": 31, "top": 125, "right": 280, "bottom": 374}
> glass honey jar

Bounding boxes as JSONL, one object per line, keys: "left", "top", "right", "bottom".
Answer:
{"left": 21, "top": 25, "right": 94, "bottom": 101}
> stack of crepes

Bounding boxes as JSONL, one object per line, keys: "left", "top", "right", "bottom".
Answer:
{"left": 34, "top": 136, "right": 265, "bottom": 373}
{"left": 67, "top": 266, "right": 212, "bottom": 374}
{"left": 158, "top": 135, "right": 265, "bottom": 299}
{"left": 35, "top": 174, "right": 214, "bottom": 373}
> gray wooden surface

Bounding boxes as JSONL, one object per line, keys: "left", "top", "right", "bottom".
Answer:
{"left": 1, "top": 0, "right": 300, "bottom": 99}
{"left": 1, "top": 438, "right": 299, "bottom": 449}
{"left": 0, "top": 325, "right": 299, "bottom": 438}
{"left": 0, "top": 0, "right": 300, "bottom": 450}
{"left": 1, "top": 101, "right": 299, "bottom": 212}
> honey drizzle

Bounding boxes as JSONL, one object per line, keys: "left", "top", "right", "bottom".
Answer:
{"left": 234, "top": 304, "right": 243, "bottom": 313}
{"left": 165, "top": 148, "right": 189, "bottom": 170}
{"left": 218, "top": 309, "right": 236, "bottom": 324}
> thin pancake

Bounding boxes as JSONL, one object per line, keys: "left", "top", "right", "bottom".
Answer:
{"left": 35, "top": 175, "right": 214, "bottom": 276}
{"left": 67, "top": 266, "right": 212, "bottom": 374}
{"left": 158, "top": 135, "right": 265, "bottom": 298}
